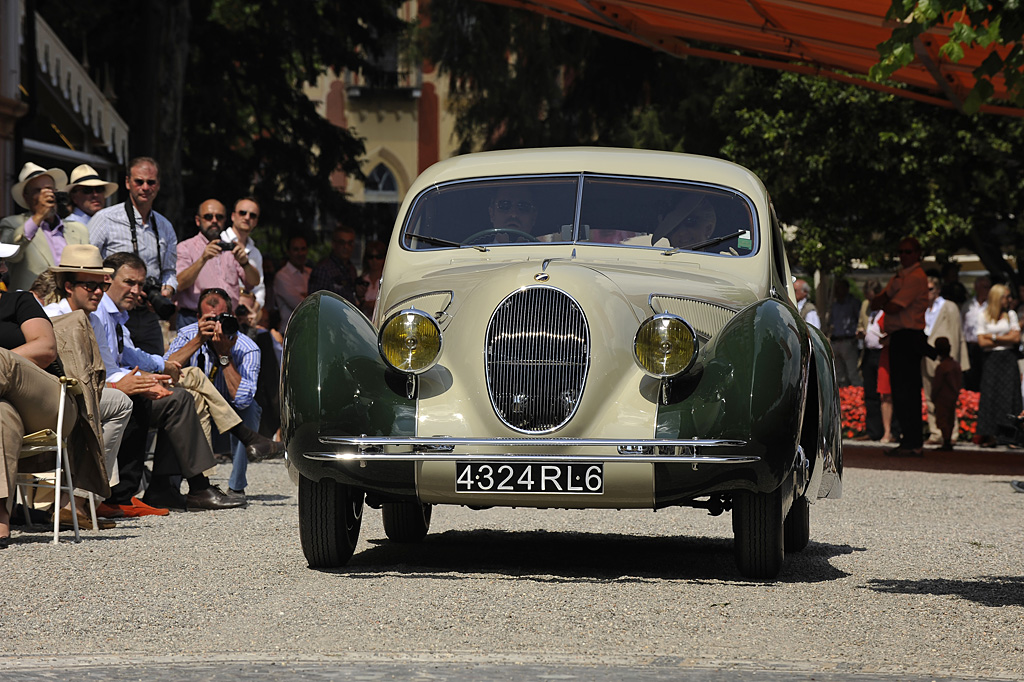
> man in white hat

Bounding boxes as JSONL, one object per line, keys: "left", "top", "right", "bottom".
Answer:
{"left": 0, "top": 162, "right": 90, "bottom": 292}
{"left": 66, "top": 164, "right": 118, "bottom": 225}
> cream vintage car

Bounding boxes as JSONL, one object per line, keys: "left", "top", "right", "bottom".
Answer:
{"left": 281, "top": 147, "right": 842, "bottom": 579}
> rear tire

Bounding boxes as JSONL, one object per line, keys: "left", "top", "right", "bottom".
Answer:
{"left": 783, "top": 495, "right": 810, "bottom": 552}
{"left": 382, "top": 501, "right": 432, "bottom": 543}
{"left": 732, "top": 486, "right": 784, "bottom": 579}
{"left": 298, "top": 474, "right": 363, "bottom": 568}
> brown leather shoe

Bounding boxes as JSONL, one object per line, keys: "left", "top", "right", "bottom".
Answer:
{"left": 186, "top": 485, "right": 247, "bottom": 511}
{"left": 56, "top": 508, "right": 115, "bottom": 530}
{"left": 246, "top": 436, "right": 286, "bottom": 463}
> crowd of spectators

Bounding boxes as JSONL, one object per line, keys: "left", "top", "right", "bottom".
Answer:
{"left": 802, "top": 239, "right": 1024, "bottom": 455}
{"left": 0, "top": 157, "right": 388, "bottom": 545}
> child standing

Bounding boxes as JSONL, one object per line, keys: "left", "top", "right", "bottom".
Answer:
{"left": 931, "top": 336, "right": 962, "bottom": 450}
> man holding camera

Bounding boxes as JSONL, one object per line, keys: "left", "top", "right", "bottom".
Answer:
{"left": 175, "top": 199, "right": 260, "bottom": 328}
{"left": 166, "top": 287, "right": 264, "bottom": 501}
{"left": 89, "top": 157, "right": 178, "bottom": 355}
{"left": 0, "top": 162, "right": 89, "bottom": 292}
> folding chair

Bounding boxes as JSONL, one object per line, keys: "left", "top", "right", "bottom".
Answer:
{"left": 15, "top": 376, "right": 97, "bottom": 544}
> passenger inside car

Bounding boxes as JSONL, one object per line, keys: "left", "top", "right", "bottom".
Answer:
{"left": 651, "top": 194, "right": 718, "bottom": 249}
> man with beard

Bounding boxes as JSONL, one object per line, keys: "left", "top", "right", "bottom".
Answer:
{"left": 175, "top": 199, "right": 260, "bottom": 328}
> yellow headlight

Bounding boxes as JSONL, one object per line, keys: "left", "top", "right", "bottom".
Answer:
{"left": 378, "top": 309, "right": 442, "bottom": 374}
{"left": 633, "top": 314, "right": 697, "bottom": 378}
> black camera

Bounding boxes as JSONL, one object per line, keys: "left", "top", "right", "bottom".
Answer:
{"left": 215, "top": 240, "right": 235, "bottom": 251}
{"left": 142, "top": 276, "right": 177, "bottom": 320}
{"left": 211, "top": 312, "right": 240, "bottom": 337}
{"left": 54, "top": 190, "right": 72, "bottom": 219}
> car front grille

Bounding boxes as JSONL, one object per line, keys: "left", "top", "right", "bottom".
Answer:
{"left": 485, "top": 286, "right": 590, "bottom": 433}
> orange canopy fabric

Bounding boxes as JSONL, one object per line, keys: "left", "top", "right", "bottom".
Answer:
{"left": 482, "top": 0, "right": 1020, "bottom": 116}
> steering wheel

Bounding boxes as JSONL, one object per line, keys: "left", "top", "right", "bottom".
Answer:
{"left": 462, "top": 228, "right": 539, "bottom": 245}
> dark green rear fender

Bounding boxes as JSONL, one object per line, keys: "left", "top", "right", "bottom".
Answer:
{"left": 804, "top": 324, "right": 843, "bottom": 499}
{"left": 281, "top": 292, "right": 416, "bottom": 484}
{"left": 656, "top": 298, "right": 809, "bottom": 493}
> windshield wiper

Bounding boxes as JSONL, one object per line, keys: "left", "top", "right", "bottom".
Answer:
{"left": 409, "top": 234, "right": 489, "bottom": 252}
{"left": 661, "top": 230, "right": 745, "bottom": 256}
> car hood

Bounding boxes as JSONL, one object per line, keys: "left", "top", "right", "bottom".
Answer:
{"left": 381, "top": 249, "right": 768, "bottom": 324}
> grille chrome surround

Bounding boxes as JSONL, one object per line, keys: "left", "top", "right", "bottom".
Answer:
{"left": 485, "top": 286, "right": 590, "bottom": 434}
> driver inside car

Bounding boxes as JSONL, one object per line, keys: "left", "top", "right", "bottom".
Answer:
{"left": 484, "top": 186, "right": 538, "bottom": 242}
{"left": 652, "top": 194, "right": 718, "bottom": 249}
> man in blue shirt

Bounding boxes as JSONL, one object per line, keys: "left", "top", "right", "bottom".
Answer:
{"left": 166, "top": 287, "right": 279, "bottom": 501}
{"left": 96, "top": 252, "right": 243, "bottom": 511}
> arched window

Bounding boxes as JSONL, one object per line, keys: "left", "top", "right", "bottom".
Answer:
{"left": 364, "top": 163, "right": 399, "bottom": 203}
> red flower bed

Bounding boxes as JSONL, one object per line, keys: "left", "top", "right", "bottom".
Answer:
{"left": 838, "top": 385, "right": 979, "bottom": 440}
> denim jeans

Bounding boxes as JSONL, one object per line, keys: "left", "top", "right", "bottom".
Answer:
{"left": 225, "top": 401, "right": 261, "bottom": 492}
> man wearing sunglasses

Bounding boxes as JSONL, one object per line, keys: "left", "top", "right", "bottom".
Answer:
{"left": 222, "top": 197, "right": 266, "bottom": 309}
{"left": 871, "top": 237, "right": 933, "bottom": 457}
{"left": 89, "top": 157, "right": 178, "bottom": 356}
{"left": 175, "top": 199, "right": 260, "bottom": 327}
{"left": 67, "top": 164, "right": 118, "bottom": 225}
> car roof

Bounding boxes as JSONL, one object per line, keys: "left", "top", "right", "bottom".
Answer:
{"left": 406, "top": 147, "right": 768, "bottom": 200}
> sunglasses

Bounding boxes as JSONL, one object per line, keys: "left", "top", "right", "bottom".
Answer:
{"left": 202, "top": 213, "right": 226, "bottom": 222}
{"left": 494, "top": 200, "right": 534, "bottom": 212}
{"left": 74, "top": 187, "right": 106, "bottom": 195}
{"left": 71, "top": 280, "right": 111, "bottom": 292}
{"left": 236, "top": 209, "right": 259, "bottom": 219}
{"left": 131, "top": 178, "right": 158, "bottom": 187}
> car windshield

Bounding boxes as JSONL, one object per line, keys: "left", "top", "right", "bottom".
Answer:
{"left": 401, "top": 174, "right": 756, "bottom": 256}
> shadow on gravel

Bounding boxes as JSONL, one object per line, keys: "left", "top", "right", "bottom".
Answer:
{"left": 867, "top": 576, "right": 1024, "bottom": 608}
{"left": 326, "top": 528, "right": 860, "bottom": 583}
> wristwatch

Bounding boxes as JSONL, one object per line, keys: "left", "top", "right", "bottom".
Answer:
{"left": 218, "top": 355, "right": 230, "bottom": 366}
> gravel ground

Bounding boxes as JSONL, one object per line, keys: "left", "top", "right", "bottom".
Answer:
{"left": 1, "top": 454, "right": 1022, "bottom": 680}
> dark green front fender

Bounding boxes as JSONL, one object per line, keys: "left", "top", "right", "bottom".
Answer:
{"left": 281, "top": 292, "right": 416, "bottom": 485}
{"left": 656, "top": 298, "right": 809, "bottom": 493}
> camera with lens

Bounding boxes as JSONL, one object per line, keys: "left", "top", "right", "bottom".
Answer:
{"left": 210, "top": 312, "right": 240, "bottom": 337}
{"left": 215, "top": 240, "right": 235, "bottom": 251}
{"left": 142, "top": 276, "right": 177, "bottom": 320}
{"left": 54, "top": 190, "right": 72, "bottom": 219}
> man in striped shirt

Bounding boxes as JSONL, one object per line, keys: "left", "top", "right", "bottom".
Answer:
{"left": 165, "top": 287, "right": 267, "bottom": 502}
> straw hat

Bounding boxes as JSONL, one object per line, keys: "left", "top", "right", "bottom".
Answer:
{"left": 49, "top": 244, "right": 114, "bottom": 275}
{"left": 67, "top": 164, "right": 118, "bottom": 198}
{"left": 11, "top": 162, "right": 68, "bottom": 210}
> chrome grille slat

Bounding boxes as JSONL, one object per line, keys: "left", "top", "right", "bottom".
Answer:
{"left": 485, "top": 287, "right": 590, "bottom": 433}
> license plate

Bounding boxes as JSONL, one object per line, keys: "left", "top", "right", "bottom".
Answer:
{"left": 455, "top": 462, "right": 603, "bottom": 494}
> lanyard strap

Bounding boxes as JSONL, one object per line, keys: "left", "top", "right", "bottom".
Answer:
{"left": 124, "top": 201, "right": 163, "bottom": 278}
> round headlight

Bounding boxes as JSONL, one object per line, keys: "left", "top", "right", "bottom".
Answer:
{"left": 379, "top": 308, "right": 442, "bottom": 374}
{"left": 633, "top": 314, "right": 698, "bottom": 378}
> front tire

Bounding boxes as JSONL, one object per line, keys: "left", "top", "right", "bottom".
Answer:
{"left": 732, "top": 487, "right": 784, "bottom": 579}
{"left": 298, "top": 474, "right": 364, "bottom": 568}
{"left": 783, "top": 495, "right": 810, "bottom": 552}
{"left": 382, "top": 502, "right": 432, "bottom": 543}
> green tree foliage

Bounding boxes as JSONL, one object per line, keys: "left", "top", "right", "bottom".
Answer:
{"left": 417, "top": 0, "right": 730, "bottom": 155}
{"left": 872, "top": 1, "right": 1024, "bottom": 113}
{"left": 717, "top": 70, "right": 1024, "bottom": 278}
{"left": 38, "top": 0, "right": 404, "bottom": 246}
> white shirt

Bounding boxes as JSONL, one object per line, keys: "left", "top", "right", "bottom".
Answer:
{"left": 797, "top": 298, "right": 820, "bottom": 329}
{"left": 924, "top": 295, "right": 945, "bottom": 336}
{"left": 221, "top": 227, "right": 264, "bottom": 307}
{"left": 961, "top": 297, "right": 984, "bottom": 343}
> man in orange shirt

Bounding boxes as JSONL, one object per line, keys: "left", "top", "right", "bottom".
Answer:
{"left": 871, "top": 237, "right": 933, "bottom": 456}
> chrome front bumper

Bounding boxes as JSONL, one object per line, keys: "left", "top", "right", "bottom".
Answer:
{"left": 307, "top": 436, "right": 756, "bottom": 464}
